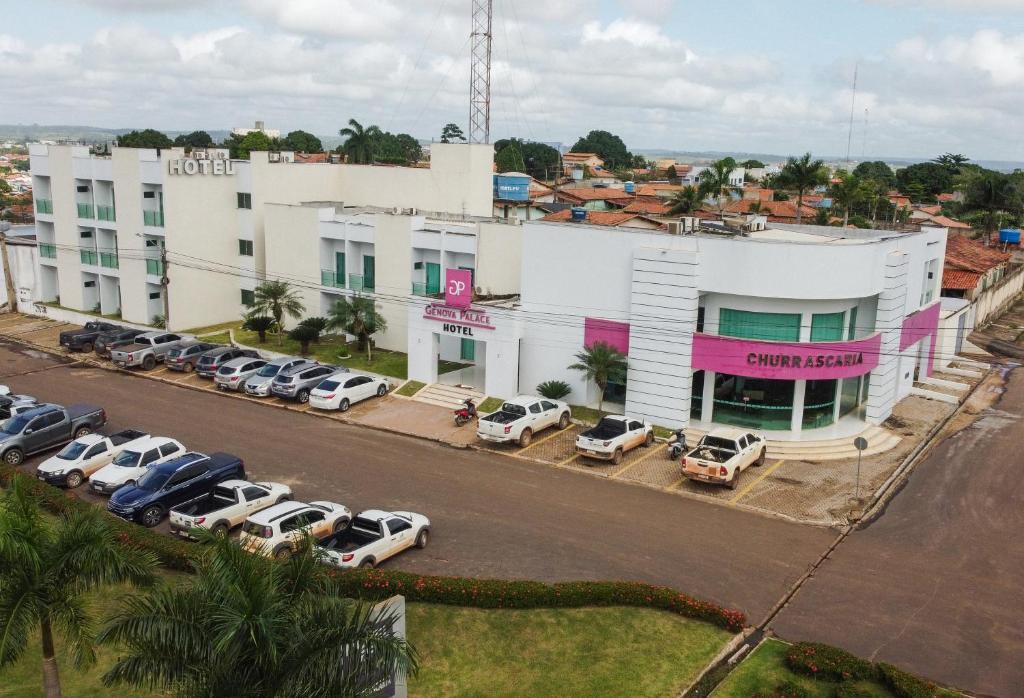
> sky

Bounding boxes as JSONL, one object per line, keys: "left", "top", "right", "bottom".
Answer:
{"left": 2, "top": 0, "right": 1024, "bottom": 161}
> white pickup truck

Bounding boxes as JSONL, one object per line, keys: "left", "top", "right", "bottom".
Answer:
{"left": 36, "top": 429, "right": 148, "bottom": 489}
{"left": 168, "top": 480, "right": 293, "bottom": 539}
{"left": 575, "top": 415, "right": 654, "bottom": 464}
{"left": 315, "top": 510, "right": 430, "bottom": 569}
{"left": 682, "top": 428, "right": 767, "bottom": 489}
{"left": 88, "top": 436, "right": 187, "bottom": 495}
{"left": 476, "top": 396, "right": 571, "bottom": 447}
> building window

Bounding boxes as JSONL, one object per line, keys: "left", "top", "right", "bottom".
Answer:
{"left": 719, "top": 308, "right": 800, "bottom": 342}
{"left": 241, "top": 289, "right": 255, "bottom": 306}
{"left": 84, "top": 281, "right": 96, "bottom": 288}
{"left": 143, "top": 191, "right": 155, "bottom": 199}
{"left": 847, "top": 306, "right": 858, "bottom": 341}
{"left": 237, "top": 192, "right": 252, "bottom": 209}
{"left": 810, "top": 312, "right": 844, "bottom": 342}
{"left": 238, "top": 239, "right": 254, "bottom": 256}
{"left": 149, "top": 292, "right": 161, "bottom": 300}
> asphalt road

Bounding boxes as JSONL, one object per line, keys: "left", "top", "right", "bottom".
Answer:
{"left": 0, "top": 341, "right": 833, "bottom": 621}
{"left": 774, "top": 367, "right": 1024, "bottom": 697}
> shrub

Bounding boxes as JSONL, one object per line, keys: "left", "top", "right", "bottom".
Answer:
{"left": 298, "top": 316, "right": 330, "bottom": 342}
{"left": 834, "top": 684, "right": 875, "bottom": 698}
{"left": 288, "top": 324, "right": 320, "bottom": 355}
{"left": 536, "top": 380, "right": 571, "bottom": 400}
{"left": 752, "top": 680, "right": 811, "bottom": 698}
{"left": 785, "top": 642, "right": 876, "bottom": 682}
{"left": 877, "top": 663, "right": 940, "bottom": 698}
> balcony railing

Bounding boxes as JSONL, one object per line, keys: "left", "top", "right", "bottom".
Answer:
{"left": 100, "top": 252, "right": 119, "bottom": 269}
{"left": 80, "top": 249, "right": 98, "bottom": 266}
{"left": 96, "top": 205, "right": 116, "bottom": 222}
{"left": 348, "top": 274, "right": 374, "bottom": 293}
{"left": 35, "top": 199, "right": 53, "bottom": 215}
{"left": 77, "top": 203, "right": 95, "bottom": 219}
{"left": 38, "top": 243, "right": 57, "bottom": 259}
{"left": 143, "top": 210, "right": 165, "bottom": 227}
{"left": 411, "top": 281, "right": 428, "bottom": 296}
{"left": 146, "top": 258, "right": 164, "bottom": 276}
{"left": 321, "top": 270, "right": 345, "bottom": 288}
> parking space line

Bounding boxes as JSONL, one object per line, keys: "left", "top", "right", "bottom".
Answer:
{"left": 150, "top": 367, "right": 170, "bottom": 376}
{"left": 556, "top": 453, "right": 579, "bottom": 467}
{"left": 664, "top": 475, "right": 687, "bottom": 491}
{"left": 728, "top": 459, "right": 786, "bottom": 505}
{"left": 517, "top": 426, "right": 572, "bottom": 454}
{"left": 610, "top": 443, "right": 667, "bottom": 479}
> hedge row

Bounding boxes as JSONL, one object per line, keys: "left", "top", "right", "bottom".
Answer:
{"left": 786, "top": 642, "right": 946, "bottom": 697}
{"left": 0, "top": 465, "right": 746, "bottom": 632}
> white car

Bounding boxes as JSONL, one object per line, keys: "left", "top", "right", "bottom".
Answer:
{"left": 36, "top": 429, "right": 149, "bottom": 488}
{"left": 309, "top": 373, "right": 389, "bottom": 412}
{"left": 575, "top": 415, "right": 654, "bottom": 464}
{"left": 169, "top": 480, "right": 293, "bottom": 540}
{"left": 476, "top": 396, "right": 572, "bottom": 447}
{"left": 239, "top": 500, "right": 352, "bottom": 560}
{"left": 88, "top": 436, "right": 186, "bottom": 495}
{"left": 0, "top": 384, "right": 10, "bottom": 396}
{"left": 682, "top": 428, "right": 767, "bottom": 489}
{"left": 316, "top": 510, "right": 430, "bottom": 569}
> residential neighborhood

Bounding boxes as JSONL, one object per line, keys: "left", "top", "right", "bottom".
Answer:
{"left": 1, "top": 2, "right": 1023, "bottom": 698}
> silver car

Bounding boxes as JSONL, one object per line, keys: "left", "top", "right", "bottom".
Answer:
{"left": 243, "top": 357, "right": 315, "bottom": 397}
{"left": 214, "top": 356, "right": 269, "bottom": 391}
{"left": 270, "top": 364, "right": 345, "bottom": 403}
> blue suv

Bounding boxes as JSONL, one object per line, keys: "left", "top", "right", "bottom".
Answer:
{"left": 107, "top": 452, "right": 246, "bottom": 528}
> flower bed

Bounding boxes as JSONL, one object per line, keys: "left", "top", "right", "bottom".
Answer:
{"left": 786, "top": 642, "right": 945, "bottom": 697}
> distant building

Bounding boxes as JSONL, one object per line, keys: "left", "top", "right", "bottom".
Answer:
{"left": 231, "top": 120, "right": 281, "bottom": 140}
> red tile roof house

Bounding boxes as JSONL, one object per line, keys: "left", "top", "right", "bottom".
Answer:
{"left": 554, "top": 187, "right": 630, "bottom": 210}
{"left": 720, "top": 198, "right": 817, "bottom": 223}
{"left": 941, "top": 235, "right": 1013, "bottom": 300}
{"left": 540, "top": 209, "right": 666, "bottom": 230}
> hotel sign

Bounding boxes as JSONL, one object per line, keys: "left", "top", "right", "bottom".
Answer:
{"left": 167, "top": 159, "right": 236, "bottom": 176}
{"left": 423, "top": 304, "right": 494, "bottom": 331}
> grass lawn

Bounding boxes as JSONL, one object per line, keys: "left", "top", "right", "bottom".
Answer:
{"left": 232, "top": 329, "right": 409, "bottom": 378}
{"left": 396, "top": 380, "right": 426, "bottom": 397}
{"left": 477, "top": 396, "right": 504, "bottom": 413}
{"left": 199, "top": 331, "right": 231, "bottom": 345}
{"left": 407, "top": 604, "right": 730, "bottom": 698}
{"left": 182, "top": 320, "right": 243, "bottom": 335}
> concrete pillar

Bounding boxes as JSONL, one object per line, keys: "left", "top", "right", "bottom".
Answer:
{"left": 832, "top": 379, "right": 843, "bottom": 425}
{"left": 701, "top": 370, "right": 716, "bottom": 424}
{"left": 866, "top": 251, "right": 909, "bottom": 424}
{"left": 790, "top": 380, "right": 806, "bottom": 434}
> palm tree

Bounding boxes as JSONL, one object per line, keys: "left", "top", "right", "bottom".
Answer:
{"left": 98, "top": 535, "right": 417, "bottom": 698}
{"left": 243, "top": 313, "right": 276, "bottom": 344}
{"left": 776, "top": 153, "right": 828, "bottom": 224}
{"left": 250, "top": 281, "right": 306, "bottom": 344}
{"left": 288, "top": 324, "right": 319, "bottom": 356}
{"left": 863, "top": 178, "right": 890, "bottom": 227}
{"left": 0, "top": 478, "right": 156, "bottom": 698}
{"left": 959, "top": 170, "right": 1023, "bottom": 239}
{"left": 339, "top": 119, "right": 382, "bottom": 165}
{"left": 829, "top": 170, "right": 866, "bottom": 228}
{"left": 568, "top": 341, "right": 627, "bottom": 415}
{"left": 328, "top": 296, "right": 388, "bottom": 362}
{"left": 697, "top": 159, "right": 738, "bottom": 216}
{"left": 298, "top": 316, "right": 330, "bottom": 343}
{"left": 666, "top": 186, "right": 701, "bottom": 216}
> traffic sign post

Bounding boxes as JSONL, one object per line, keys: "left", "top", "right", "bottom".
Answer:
{"left": 853, "top": 436, "right": 868, "bottom": 499}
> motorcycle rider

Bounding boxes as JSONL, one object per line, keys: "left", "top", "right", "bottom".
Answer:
{"left": 463, "top": 398, "right": 477, "bottom": 418}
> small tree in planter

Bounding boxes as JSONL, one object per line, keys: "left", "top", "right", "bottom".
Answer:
{"left": 327, "top": 295, "right": 388, "bottom": 362}
{"left": 298, "top": 316, "right": 330, "bottom": 343}
{"left": 288, "top": 324, "right": 319, "bottom": 356}
{"left": 536, "top": 380, "right": 571, "bottom": 401}
{"left": 568, "top": 341, "right": 627, "bottom": 415}
{"left": 243, "top": 314, "right": 275, "bottom": 344}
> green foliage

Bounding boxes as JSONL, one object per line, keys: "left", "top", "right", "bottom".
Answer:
{"left": 931, "top": 153, "right": 970, "bottom": 175}
{"left": 373, "top": 131, "right": 422, "bottom": 165}
{"left": 338, "top": 118, "right": 381, "bottom": 164}
{"left": 752, "top": 680, "right": 812, "bottom": 698}
{"left": 151, "top": 314, "right": 166, "bottom": 329}
{"left": 741, "top": 159, "right": 766, "bottom": 169}
{"left": 298, "top": 316, "right": 330, "bottom": 342}
{"left": 853, "top": 161, "right": 896, "bottom": 188}
{"left": 172, "top": 130, "right": 213, "bottom": 150}
{"left": 777, "top": 153, "right": 828, "bottom": 223}
{"left": 328, "top": 295, "right": 388, "bottom": 361}
{"left": 287, "top": 324, "right": 320, "bottom": 355}
{"left": 440, "top": 123, "right": 466, "bottom": 143}
{"left": 116, "top": 129, "right": 173, "bottom": 149}
{"left": 236, "top": 131, "right": 274, "bottom": 159}
{"left": 957, "top": 169, "right": 1024, "bottom": 233}
{"left": 282, "top": 129, "right": 323, "bottom": 153}
{"left": 243, "top": 314, "right": 276, "bottom": 343}
{"left": 395, "top": 380, "right": 426, "bottom": 397}
{"left": 875, "top": 663, "right": 941, "bottom": 698}
{"left": 0, "top": 179, "right": 10, "bottom": 194}
{"left": 896, "top": 162, "right": 953, "bottom": 200}
{"left": 250, "top": 281, "right": 305, "bottom": 338}
{"left": 667, "top": 185, "right": 701, "bottom": 215}
{"left": 666, "top": 164, "right": 678, "bottom": 180}
{"left": 814, "top": 209, "right": 830, "bottom": 225}
{"left": 834, "top": 684, "right": 876, "bottom": 698}
{"left": 570, "top": 130, "right": 633, "bottom": 170}
{"left": 493, "top": 138, "right": 560, "bottom": 180}
{"left": 699, "top": 159, "right": 740, "bottom": 214}
{"left": 477, "top": 397, "right": 504, "bottom": 414}
{"left": 569, "top": 341, "right": 627, "bottom": 413}
{"left": 536, "top": 380, "right": 571, "bottom": 400}
{"left": 785, "top": 642, "right": 877, "bottom": 683}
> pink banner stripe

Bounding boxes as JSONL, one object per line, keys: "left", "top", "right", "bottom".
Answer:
{"left": 691, "top": 333, "right": 882, "bottom": 380}
{"left": 584, "top": 317, "right": 630, "bottom": 354}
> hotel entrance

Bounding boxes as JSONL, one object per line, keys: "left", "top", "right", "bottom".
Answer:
{"left": 437, "top": 334, "right": 485, "bottom": 393}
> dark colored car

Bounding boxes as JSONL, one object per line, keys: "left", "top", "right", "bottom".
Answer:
{"left": 195, "top": 347, "right": 260, "bottom": 379}
{"left": 59, "top": 321, "right": 122, "bottom": 352}
{"left": 106, "top": 451, "right": 247, "bottom": 528}
{"left": 165, "top": 342, "right": 221, "bottom": 373}
{"left": 94, "top": 328, "right": 147, "bottom": 357}
{"left": 0, "top": 403, "right": 107, "bottom": 466}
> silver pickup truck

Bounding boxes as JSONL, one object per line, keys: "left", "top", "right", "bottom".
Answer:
{"left": 110, "top": 331, "right": 193, "bottom": 370}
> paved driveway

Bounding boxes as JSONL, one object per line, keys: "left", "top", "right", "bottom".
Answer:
{"left": 773, "top": 367, "right": 1024, "bottom": 697}
{"left": 0, "top": 341, "right": 832, "bottom": 621}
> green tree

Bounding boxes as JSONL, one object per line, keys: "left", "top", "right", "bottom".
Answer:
{"left": 298, "top": 316, "right": 330, "bottom": 343}
{"left": 236, "top": 131, "right": 274, "bottom": 159}
{"left": 494, "top": 146, "right": 523, "bottom": 174}
{"left": 0, "top": 180, "right": 10, "bottom": 195}
{"left": 698, "top": 159, "right": 739, "bottom": 216}
{"left": 814, "top": 208, "right": 831, "bottom": 226}
{"left": 288, "top": 324, "right": 319, "bottom": 355}
{"left": 249, "top": 281, "right": 306, "bottom": 343}
{"left": 740, "top": 159, "right": 766, "bottom": 169}
{"left": 282, "top": 130, "right": 323, "bottom": 153}
{"left": 440, "top": 123, "right": 466, "bottom": 143}
{"left": 666, "top": 164, "right": 678, "bottom": 181}
{"left": 328, "top": 295, "right": 388, "bottom": 361}
{"left": 568, "top": 341, "right": 627, "bottom": 415}
{"left": 895, "top": 162, "right": 953, "bottom": 200}
{"left": 958, "top": 170, "right": 1024, "bottom": 236}
{"left": 172, "top": 130, "right": 214, "bottom": 150}
{"left": 570, "top": 130, "right": 632, "bottom": 170}
{"left": 666, "top": 185, "right": 701, "bottom": 216}
{"left": 98, "top": 535, "right": 417, "bottom": 698}
{"left": 932, "top": 153, "right": 970, "bottom": 174}
{"left": 829, "top": 170, "right": 867, "bottom": 228}
{"left": 0, "top": 478, "right": 156, "bottom": 698}
{"left": 492, "top": 139, "right": 560, "bottom": 180}
{"left": 116, "top": 129, "right": 173, "bottom": 149}
{"left": 339, "top": 119, "right": 382, "bottom": 164}
{"left": 862, "top": 178, "right": 892, "bottom": 227}
{"left": 776, "top": 153, "right": 828, "bottom": 224}
{"left": 852, "top": 161, "right": 896, "bottom": 188}
{"left": 243, "top": 313, "right": 275, "bottom": 344}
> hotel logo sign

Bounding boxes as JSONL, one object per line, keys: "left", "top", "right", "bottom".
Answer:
{"left": 445, "top": 268, "right": 472, "bottom": 309}
{"left": 167, "top": 159, "right": 236, "bottom": 176}
{"left": 423, "top": 304, "right": 494, "bottom": 331}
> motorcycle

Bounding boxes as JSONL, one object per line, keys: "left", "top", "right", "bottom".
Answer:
{"left": 454, "top": 400, "right": 477, "bottom": 427}
{"left": 667, "top": 429, "right": 688, "bottom": 460}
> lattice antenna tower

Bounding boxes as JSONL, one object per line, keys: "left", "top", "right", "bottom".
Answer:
{"left": 469, "top": 0, "right": 493, "bottom": 144}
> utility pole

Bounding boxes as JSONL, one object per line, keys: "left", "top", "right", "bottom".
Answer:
{"left": 160, "top": 243, "right": 170, "bottom": 329}
{"left": 468, "top": 0, "right": 493, "bottom": 144}
{"left": 0, "top": 222, "right": 17, "bottom": 314}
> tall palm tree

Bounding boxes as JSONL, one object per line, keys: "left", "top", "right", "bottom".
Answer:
{"left": 776, "top": 152, "right": 828, "bottom": 224}
{"left": 698, "top": 159, "right": 738, "bottom": 216}
{"left": 98, "top": 536, "right": 417, "bottom": 698}
{"left": 339, "top": 119, "right": 382, "bottom": 165}
{"left": 568, "top": 341, "right": 628, "bottom": 415}
{"left": 249, "top": 281, "right": 306, "bottom": 344}
{"left": 666, "top": 186, "right": 701, "bottom": 216}
{"left": 829, "top": 170, "right": 866, "bottom": 228}
{"left": 328, "top": 296, "right": 388, "bottom": 361}
{"left": 0, "top": 478, "right": 157, "bottom": 698}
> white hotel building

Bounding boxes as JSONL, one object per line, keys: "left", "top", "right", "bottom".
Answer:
{"left": 31, "top": 145, "right": 948, "bottom": 436}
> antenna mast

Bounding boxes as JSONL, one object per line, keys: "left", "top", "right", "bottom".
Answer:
{"left": 469, "top": 0, "right": 493, "bottom": 144}
{"left": 845, "top": 63, "right": 859, "bottom": 168}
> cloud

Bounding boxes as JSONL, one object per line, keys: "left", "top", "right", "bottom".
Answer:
{"left": 581, "top": 18, "right": 679, "bottom": 50}
{"left": 59, "top": 0, "right": 212, "bottom": 10}
{"left": 865, "top": 0, "right": 1024, "bottom": 8}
